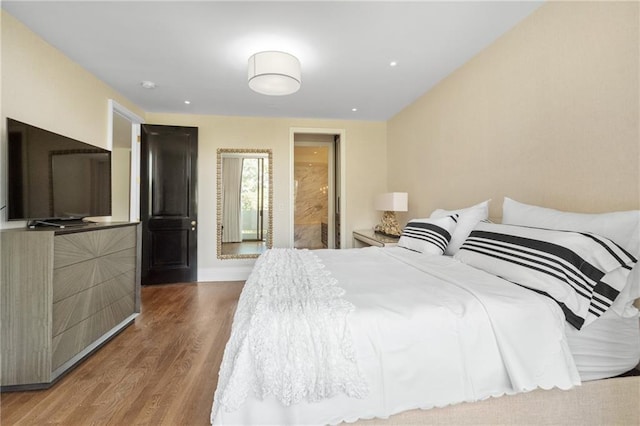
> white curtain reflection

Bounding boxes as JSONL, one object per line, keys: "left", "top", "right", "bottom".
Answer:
{"left": 222, "top": 157, "right": 243, "bottom": 243}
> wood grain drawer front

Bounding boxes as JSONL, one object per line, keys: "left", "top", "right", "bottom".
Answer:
{"left": 51, "top": 294, "right": 135, "bottom": 371}
{"left": 53, "top": 248, "right": 136, "bottom": 303}
{"left": 52, "top": 270, "right": 135, "bottom": 337}
{"left": 54, "top": 227, "right": 136, "bottom": 269}
{"left": 1, "top": 232, "right": 55, "bottom": 386}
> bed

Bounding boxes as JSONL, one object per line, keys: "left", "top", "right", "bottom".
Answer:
{"left": 211, "top": 198, "right": 640, "bottom": 425}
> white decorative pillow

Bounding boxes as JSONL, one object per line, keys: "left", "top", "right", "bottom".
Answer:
{"left": 398, "top": 215, "right": 459, "bottom": 256}
{"left": 455, "top": 222, "right": 637, "bottom": 330}
{"left": 430, "top": 200, "right": 490, "bottom": 255}
{"left": 502, "top": 197, "right": 640, "bottom": 256}
{"left": 502, "top": 197, "right": 640, "bottom": 317}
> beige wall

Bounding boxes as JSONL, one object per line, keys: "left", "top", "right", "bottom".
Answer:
{"left": 146, "top": 113, "right": 387, "bottom": 279}
{"left": 1, "top": 11, "right": 144, "bottom": 228}
{"left": 387, "top": 1, "right": 639, "bottom": 223}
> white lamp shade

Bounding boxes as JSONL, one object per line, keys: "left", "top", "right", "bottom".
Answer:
{"left": 248, "top": 51, "right": 301, "bottom": 96}
{"left": 375, "top": 192, "right": 408, "bottom": 212}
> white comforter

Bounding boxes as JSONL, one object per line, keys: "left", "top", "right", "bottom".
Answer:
{"left": 212, "top": 247, "right": 580, "bottom": 425}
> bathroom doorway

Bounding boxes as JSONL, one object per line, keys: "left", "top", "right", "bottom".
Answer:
{"left": 292, "top": 131, "right": 342, "bottom": 249}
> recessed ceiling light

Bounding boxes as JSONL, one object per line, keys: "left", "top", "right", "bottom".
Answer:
{"left": 184, "top": 100, "right": 191, "bottom": 105}
{"left": 389, "top": 61, "right": 398, "bottom": 67}
{"left": 352, "top": 108, "right": 358, "bottom": 112}
{"left": 140, "top": 80, "right": 156, "bottom": 89}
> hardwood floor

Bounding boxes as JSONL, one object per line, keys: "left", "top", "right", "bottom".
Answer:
{"left": 220, "top": 241, "right": 267, "bottom": 256}
{"left": 1, "top": 282, "right": 244, "bottom": 426}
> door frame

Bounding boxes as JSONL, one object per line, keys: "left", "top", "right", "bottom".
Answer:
{"left": 108, "top": 99, "right": 143, "bottom": 222}
{"left": 289, "top": 127, "right": 346, "bottom": 249}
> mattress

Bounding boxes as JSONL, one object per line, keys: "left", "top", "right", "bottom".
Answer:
{"left": 212, "top": 247, "right": 580, "bottom": 425}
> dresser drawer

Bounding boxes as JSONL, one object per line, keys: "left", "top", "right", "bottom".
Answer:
{"left": 52, "top": 270, "right": 135, "bottom": 337}
{"left": 51, "top": 294, "right": 135, "bottom": 371}
{"left": 53, "top": 248, "right": 136, "bottom": 303}
{"left": 1, "top": 223, "right": 140, "bottom": 390}
{"left": 54, "top": 227, "right": 136, "bottom": 269}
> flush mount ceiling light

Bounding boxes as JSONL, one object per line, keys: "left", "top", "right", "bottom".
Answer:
{"left": 248, "top": 51, "right": 301, "bottom": 96}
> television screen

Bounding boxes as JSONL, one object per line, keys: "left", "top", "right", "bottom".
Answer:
{"left": 7, "top": 118, "right": 112, "bottom": 221}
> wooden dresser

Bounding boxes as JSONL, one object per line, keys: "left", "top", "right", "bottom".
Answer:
{"left": 1, "top": 222, "right": 141, "bottom": 390}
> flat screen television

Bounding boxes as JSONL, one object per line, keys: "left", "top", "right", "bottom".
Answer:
{"left": 7, "top": 118, "right": 112, "bottom": 224}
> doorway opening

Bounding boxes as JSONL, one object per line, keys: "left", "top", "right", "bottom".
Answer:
{"left": 110, "top": 112, "right": 133, "bottom": 221}
{"left": 108, "top": 100, "right": 143, "bottom": 223}
{"left": 291, "top": 130, "right": 343, "bottom": 249}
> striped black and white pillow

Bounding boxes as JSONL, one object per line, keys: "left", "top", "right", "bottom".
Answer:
{"left": 398, "top": 214, "right": 459, "bottom": 255}
{"left": 454, "top": 222, "right": 637, "bottom": 330}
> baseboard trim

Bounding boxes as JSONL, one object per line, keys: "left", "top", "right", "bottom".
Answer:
{"left": 198, "top": 266, "right": 253, "bottom": 282}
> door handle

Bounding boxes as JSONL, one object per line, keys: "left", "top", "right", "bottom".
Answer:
{"left": 191, "top": 220, "right": 197, "bottom": 231}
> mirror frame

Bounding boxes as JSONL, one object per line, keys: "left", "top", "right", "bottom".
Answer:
{"left": 216, "top": 148, "right": 273, "bottom": 259}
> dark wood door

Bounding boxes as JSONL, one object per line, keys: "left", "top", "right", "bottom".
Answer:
{"left": 140, "top": 124, "right": 198, "bottom": 285}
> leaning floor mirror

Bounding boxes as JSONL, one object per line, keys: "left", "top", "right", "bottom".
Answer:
{"left": 217, "top": 148, "right": 273, "bottom": 259}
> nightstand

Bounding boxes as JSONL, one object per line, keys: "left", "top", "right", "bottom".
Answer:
{"left": 353, "top": 229, "right": 400, "bottom": 248}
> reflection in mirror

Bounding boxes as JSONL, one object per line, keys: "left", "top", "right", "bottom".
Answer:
{"left": 217, "top": 148, "right": 273, "bottom": 259}
{"left": 51, "top": 151, "right": 111, "bottom": 217}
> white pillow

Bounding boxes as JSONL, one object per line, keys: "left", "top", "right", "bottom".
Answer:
{"left": 430, "top": 200, "right": 490, "bottom": 255}
{"left": 502, "top": 197, "right": 640, "bottom": 256}
{"left": 455, "top": 222, "right": 637, "bottom": 330}
{"left": 502, "top": 197, "right": 640, "bottom": 317}
{"left": 398, "top": 215, "right": 458, "bottom": 256}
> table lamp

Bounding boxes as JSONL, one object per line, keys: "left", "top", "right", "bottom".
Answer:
{"left": 374, "top": 192, "right": 408, "bottom": 237}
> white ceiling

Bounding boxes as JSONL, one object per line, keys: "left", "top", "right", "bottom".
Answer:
{"left": 2, "top": 1, "right": 543, "bottom": 121}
